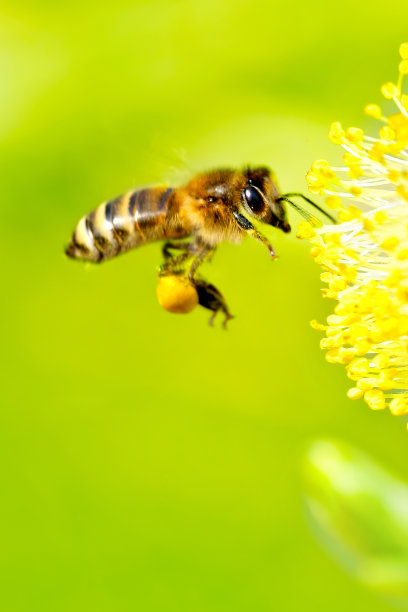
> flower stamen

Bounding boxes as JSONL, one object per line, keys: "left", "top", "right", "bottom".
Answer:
{"left": 302, "top": 43, "right": 408, "bottom": 421}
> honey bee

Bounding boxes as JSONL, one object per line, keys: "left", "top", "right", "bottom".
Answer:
{"left": 66, "top": 166, "right": 334, "bottom": 325}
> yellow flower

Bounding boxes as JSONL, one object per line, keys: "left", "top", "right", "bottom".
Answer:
{"left": 302, "top": 43, "right": 408, "bottom": 420}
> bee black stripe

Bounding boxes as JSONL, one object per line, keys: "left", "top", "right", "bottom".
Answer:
{"left": 105, "top": 201, "right": 113, "bottom": 224}
{"left": 137, "top": 189, "right": 150, "bottom": 215}
{"left": 111, "top": 196, "right": 129, "bottom": 244}
{"left": 89, "top": 211, "right": 110, "bottom": 251}
{"left": 157, "top": 188, "right": 173, "bottom": 212}
{"left": 85, "top": 216, "right": 103, "bottom": 260}
{"left": 71, "top": 236, "right": 89, "bottom": 254}
{"left": 128, "top": 191, "right": 139, "bottom": 218}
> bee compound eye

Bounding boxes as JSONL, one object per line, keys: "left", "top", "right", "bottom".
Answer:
{"left": 243, "top": 186, "right": 265, "bottom": 214}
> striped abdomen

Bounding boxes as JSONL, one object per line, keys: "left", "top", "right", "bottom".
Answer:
{"left": 66, "top": 186, "right": 181, "bottom": 262}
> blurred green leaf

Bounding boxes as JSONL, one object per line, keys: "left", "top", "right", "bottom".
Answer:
{"left": 303, "top": 440, "right": 408, "bottom": 608}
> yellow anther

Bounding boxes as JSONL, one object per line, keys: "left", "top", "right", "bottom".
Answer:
{"left": 337, "top": 348, "right": 355, "bottom": 364}
{"left": 379, "top": 126, "right": 396, "bottom": 141}
{"left": 343, "top": 153, "right": 363, "bottom": 179}
{"left": 343, "top": 151, "right": 360, "bottom": 165}
{"left": 354, "top": 340, "right": 372, "bottom": 356}
{"left": 329, "top": 122, "right": 345, "bottom": 144}
{"left": 389, "top": 113, "right": 408, "bottom": 141}
{"left": 388, "top": 169, "right": 400, "bottom": 182}
{"left": 337, "top": 209, "right": 353, "bottom": 222}
{"left": 385, "top": 269, "right": 403, "bottom": 287}
{"left": 396, "top": 247, "right": 408, "bottom": 260}
{"left": 326, "top": 314, "right": 345, "bottom": 325}
{"left": 349, "top": 358, "right": 370, "bottom": 377}
{"left": 364, "top": 103, "right": 382, "bottom": 119}
{"left": 320, "top": 272, "right": 332, "bottom": 283}
{"left": 364, "top": 389, "right": 385, "bottom": 411}
{"left": 311, "top": 159, "right": 330, "bottom": 172}
{"left": 397, "top": 285, "right": 408, "bottom": 303}
{"left": 329, "top": 279, "right": 347, "bottom": 292}
{"left": 326, "top": 327, "right": 340, "bottom": 337}
{"left": 349, "top": 186, "right": 363, "bottom": 197}
{"left": 343, "top": 267, "right": 357, "bottom": 282}
{"left": 381, "top": 82, "right": 399, "bottom": 99}
{"left": 322, "top": 286, "right": 340, "bottom": 300}
{"left": 306, "top": 169, "right": 327, "bottom": 195}
{"left": 362, "top": 217, "right": 374, "bottom": 231}
{"left": 397, "top": 184, "right": 408, "bottom": 202}
{"left": 326, "top": 350, "right": 340, "bottom": 364}
{"left": 310, "top": 246, "right": 323, "bottom": 258}
{"left": 346, "top": 127, "right": 364, "bottom": 142}
{"left": 380, "top": 236, "right": 400, "bottom": 251}
{"left": 348, "top": 165, "right": 363, "bottom": 180}
{"left": 369, "top": 324, "right": 386, "bottom": 344}
{"left": 334, "top": 304, "right": 348, "bottom": 316}
{"left": 369, "top": 142, "right": 386, "bottom": 162}
{"left": 325, "top": 233, "right": 341, "bottom": 246}
{"left": 400, "top": 42, "right": 408, "bottom": 59}
{"left": 320, "top": 332, "right": 343, "bottom": 349}
{"left": 357, "top": 378, "right": 374, "bottom": 391}
{"left": 325, "top": 195, "right": 342, "bottom": 210}
{"left": 348, "top": 205, "right": 362, "bottom": 219}
{"left": 320, "top": 337, "right": 333, "bottom": 350}
{"left": 296, "top": 221, "right": 316, "bottom": 239}
{"left": 399, "top": 59, "right": 408, "bottom": 75}
{"left": 372, "top": 354, "right": 390, "bottom": 369}
{"left": 347, "top": 387, "right": 363, "bottom": 400}
{"left": 381, "top": 317, "right": 398, "bottom": 336}
{"left": 388, "top": 112, "right": 408, "bottom": 129}
{"left": 349, "top": 323, "right": 368, "bottom": 340}
{"left": 377, "top": 369, "right": 397, "bottom": 391}
{"left": 373, "top": 210, "right": 388, "bottom": 224}
{"left": 310, "top": 319, "right": 325, "bottom": 331}
{"left": 390, "top": 397, "right": 408, "bottom": 416}
{"left": 388, "top": 142, "right": 406, "bottom": 154}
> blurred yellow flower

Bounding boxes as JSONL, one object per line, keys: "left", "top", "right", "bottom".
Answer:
{"left": 301, "top": 43, "right": 408, "bottom": 419}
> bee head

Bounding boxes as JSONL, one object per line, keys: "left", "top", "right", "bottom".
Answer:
{"left": 241, "top": 167, "right": 291, "bottom": 233}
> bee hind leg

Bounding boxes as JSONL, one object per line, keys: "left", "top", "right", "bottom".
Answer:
{"left": 162, "top": 240, "right": 215, "bottom": 280}
{"left": 159, "top": 241, "right": 201, "bottom": 276}
{"left": 193, "top": 279, "right": 234, "bottom": 329}
{"left": 188, "top": 244, "right": 215, "bottom": 280}
{"left": 162, "top": 241, "right": 196, "bottom": 260}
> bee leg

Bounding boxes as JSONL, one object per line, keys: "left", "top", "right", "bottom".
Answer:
{"left": 159, "top": 252, "right": 192, "bottom": 276}
{"left": 233, "top": 211, "right": 277, "bottom": 259}
{"left": 248, "top": 228, "right": 277, "bottom": 259}
{"left": 193, "top": 279, "right": 234, "bottom": 329}
{"left": 188, "top": 244, "right": 215, "bottom": 280}
{"left": 159, "top": 241, "right": 202, "bottom": 275}
{"left": 162, "top": 241, "right": 195, "bottom": 260}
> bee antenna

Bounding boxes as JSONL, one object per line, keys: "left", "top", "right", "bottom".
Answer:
{"left": 277, "top": 193, "right": 337, "bottom": 224}
{"left": 277, "top": 197, "right": 320, "bottom": 226}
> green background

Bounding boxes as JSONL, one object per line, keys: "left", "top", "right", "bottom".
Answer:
{"left": 2, "top": 1, "right": 408, "bottom": 610}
